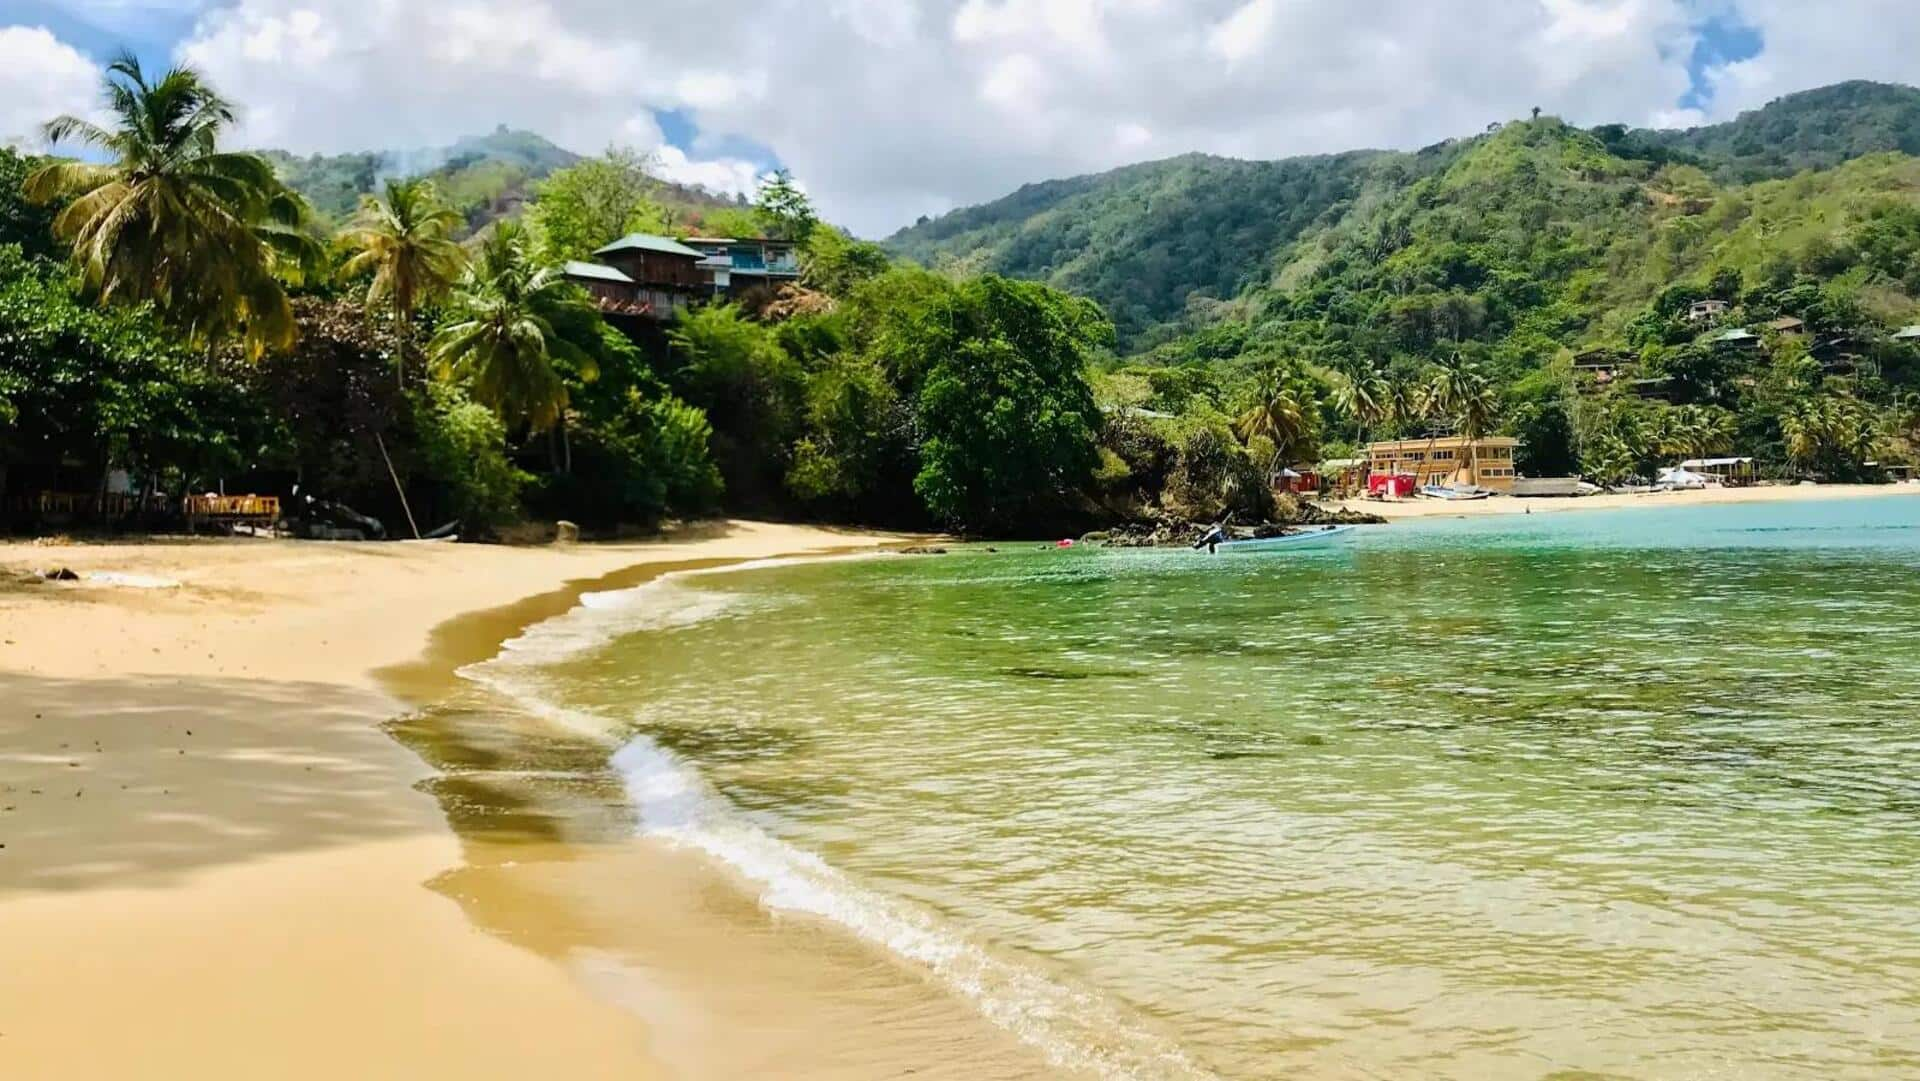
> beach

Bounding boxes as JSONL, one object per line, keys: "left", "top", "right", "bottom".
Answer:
{"left": 1331, "top": 480, "right": 1920, "bottom": 519}
{"left": 0, "top": 522, "right": 983, "bottom": 1081}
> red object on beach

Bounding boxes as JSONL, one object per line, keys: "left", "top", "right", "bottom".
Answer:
{"left": 1368, "top": 473, "right": 1416, "bottom": 498}
{"left": 1057, "top": 538, "right": 1075, "bottom": 548}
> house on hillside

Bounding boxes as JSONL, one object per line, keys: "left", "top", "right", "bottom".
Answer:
{"left": 1366, "top": 436, "right": 1520, "bottom": 492}
{"left": 1764, "top": 316, "right": 1806, "bottom": 335}
{"left": 1708, "top": 326, "right": 1761, "bottom": 351}
{"left": 685, "top": 236, "right": 802, "bottom": 298}
{"left": 561, "top": 233, "right": 709, "bottom": 320}
{"left": 1892, "top": 324, "right": 1920, "bottom": 342}
{"left": 1571, "top": 347, "right": 1626, "bottom": 389}
{"left": 1688, "top": 299, "right": 1730, "bottom": 323}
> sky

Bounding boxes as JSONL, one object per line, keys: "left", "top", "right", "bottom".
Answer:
{"left": 1, "top": 0, "right": 1915, "bottom": 237}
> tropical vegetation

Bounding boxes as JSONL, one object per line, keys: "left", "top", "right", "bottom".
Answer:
{"left": 4, "top": 61, "right": 1920, "bottom": 542}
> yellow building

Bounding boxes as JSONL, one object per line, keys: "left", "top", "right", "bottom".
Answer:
{"left": 1366, "top": 436, "right": 1521, "bottom": 491}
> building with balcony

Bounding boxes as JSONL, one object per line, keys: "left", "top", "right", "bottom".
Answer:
{"left": 685, "top": 236, "right": 801, "bottom": 297}
{"left": 1366, "top": 435, "right": 1521, "bottom": 491}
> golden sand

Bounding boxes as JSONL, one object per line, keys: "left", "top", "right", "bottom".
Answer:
{"left": 0, "top": 522, "right": 1030, "bottom": 1081}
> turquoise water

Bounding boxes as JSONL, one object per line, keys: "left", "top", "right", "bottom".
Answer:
{"left": 491, "top": 497, "right": 1920, "bottom": 1079}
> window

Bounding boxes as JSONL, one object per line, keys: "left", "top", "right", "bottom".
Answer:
{"left": 1432, "top": 450, "right": 1455, "bottom": 460}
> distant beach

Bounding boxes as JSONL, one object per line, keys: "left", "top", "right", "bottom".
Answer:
{"left": 1333, "top": 481, "right": 1920, "bottom": 520}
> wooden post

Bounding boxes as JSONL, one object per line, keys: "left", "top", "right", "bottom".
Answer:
{"left": 375, "top": 433, "right": 422, "bottom": 540}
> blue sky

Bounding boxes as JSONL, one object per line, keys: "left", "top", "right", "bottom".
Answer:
{"left": 1682, "top": 7, "right": 1765, "bottom": 112}
{"left": 2, "top": 1, "right": 1912, "bottom": 236}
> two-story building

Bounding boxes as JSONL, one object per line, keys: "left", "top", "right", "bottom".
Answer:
{"left": 1366, "top": 436, "right": 1521, "bottom": 491}
{"left": 562, "top": 233, "right": 803, "bottom": 317}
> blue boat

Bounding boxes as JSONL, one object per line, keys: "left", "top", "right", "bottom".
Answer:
{"left": 1214, "top": 525, "right": 1356, "bottom": 552}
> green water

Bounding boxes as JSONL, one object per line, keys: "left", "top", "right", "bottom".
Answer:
{"left": 504, "top": 498, "right": 1920, "bottom": 1079}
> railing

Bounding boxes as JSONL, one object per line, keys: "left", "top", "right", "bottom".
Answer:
{"left": 4, "top": 492, "right": 171, "bottom": 519}
{"left": 184, "top": 495, "right": 280, "bottom": 520}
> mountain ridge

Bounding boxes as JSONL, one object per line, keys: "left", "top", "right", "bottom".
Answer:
{"left": 887, "top": 80, "right": 1920, "bottom": 346}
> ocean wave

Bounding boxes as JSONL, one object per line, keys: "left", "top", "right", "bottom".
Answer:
{"left": 459, "top": 549, "right": 1213, "bottom": 1079}
{"left": 611, "top": 733, "right": 1214, "bottom": 1081}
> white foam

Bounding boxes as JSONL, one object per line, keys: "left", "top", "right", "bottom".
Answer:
{"left": 462, "top": 550, "right": 1213, "bottom": 1079}
{"left": 612, "top": 735, "right": 1213, "bottom": 1081}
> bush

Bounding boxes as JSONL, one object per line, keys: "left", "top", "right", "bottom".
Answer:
{"left": 411, "top": 383, "right": 529, "bottom": 530}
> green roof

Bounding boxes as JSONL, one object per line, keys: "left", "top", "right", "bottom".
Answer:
{"left": 1710, "top": 327, "right": 1758, "bottom": 342}
{"left": 563, "top": 260, "right": 634, "bottom": 284}
{"left": 1893, "top": 325, "right": 1920, "bottom": 340}
{"left": 593, "top": 233, "right": 706, "bottom": 259}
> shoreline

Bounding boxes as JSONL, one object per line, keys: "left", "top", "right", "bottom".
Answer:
{"left": 1329, "top": 480, "right": 1920, "bottom": 520}
{"left": 0, "top": 522, "right": 969, "bottom": 1080}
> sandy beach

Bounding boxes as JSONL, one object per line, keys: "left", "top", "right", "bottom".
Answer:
{"left": 1331, "top": 481, "right": 1920, "bottom": 520}
{"left": 0, "top": 522, "right": 944, "bottom": 1080}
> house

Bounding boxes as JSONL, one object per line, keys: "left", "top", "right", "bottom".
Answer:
{"left": 1571, "top": 347, "right": 1625, "bottom": 390}
{"left": 1764, "top": 316, "right": 1806, "bottom": 335}
{"left": 1892, "top": 325, "right": 1920, "bottom": 342}
{"left": 1687, "top": 299, "right": 1730, "bottom": 322}
{"left": 1679, "top": 457, "right": 1756, "bottom": 486}
{"left": 1708, "top": 326, "right": 1760, "bottom": 350}
{"left": 1366, "top": 435, "right": 1521, "bottom": 492}
{"left": 684, "top": 236, "right": 801, "bottom": 297}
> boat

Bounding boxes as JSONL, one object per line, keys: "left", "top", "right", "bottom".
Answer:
{"left": 1418, "top": 483, "right": 1492, "bottom": 501}
{"left": 1214, "top": 525, "right": 1356, "bottom": 552}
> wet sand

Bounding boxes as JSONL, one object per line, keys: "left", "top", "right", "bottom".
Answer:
{"left": 0, "top": 523, "right": 1063, "bottom": 1080}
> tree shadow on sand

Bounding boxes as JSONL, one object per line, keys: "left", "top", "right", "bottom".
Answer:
{"left": 0, "top": 673, "right": 434, "bottom": 895}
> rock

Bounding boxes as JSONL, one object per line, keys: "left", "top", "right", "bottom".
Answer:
{"left": 1078, "top": 530, "right": 1111, "bottom": 545}
{"left": 554, "top": 520, "right": 580, "bottom": 546}
{"left": 898, "top": 545, "right": 948, "bottom": 555}
{"left": 43, "top": 568, "right": 80, "bottom": 581}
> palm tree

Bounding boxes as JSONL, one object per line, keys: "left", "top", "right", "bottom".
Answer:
{"left": 1233, "top": 368, "right": 1310, "bottom": 483}
{"left": 1330, "top": 367, "right": 1388, "bottom": 445}
{"left": 26, "top": 53, "right": 318, "bottom": 357}
{"left": 1425, "top": 357, "right": 1499, "bottom": 485}
{"left": 340, "top": 178, "right": 465, "bottom": 383}
{"left": 430, "top": 223, "right": 598, "bottom": 437}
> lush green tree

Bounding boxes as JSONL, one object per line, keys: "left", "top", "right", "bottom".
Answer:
{"left": 910, "top": 275, "right": 1109, "bottom": 531}
{"left": 668, "top": 302, "right": 802, "bottom": 505}
{"left": 802, "top": 227, "right": 891, "bottom": 296}
{"left": 0, "top": 244, "right": 260, "bottom": 493}
{"left": 753, "top": 169, "right": 817, "bottom": 242}
{"left": 0, "top": 148, "right": 59, "bottom": 260}
{"left": 526, "top": 147, "right": 671, "bottom": 262}
{"left": 25, "top": 54, "right": 319, "bottom": 356}
{"left": 339, "top": 178, "right": 465, "bottom": 379}
{"left": 430, "top": 223, "right": 597, "bottom": 434}
{"left": 410, "top": 381, "right": 529, "bottom": 528}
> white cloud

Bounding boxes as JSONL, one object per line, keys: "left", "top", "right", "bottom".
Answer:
{"left": 9, "top": 1, "right": 1916, "bottom": 236}
{"left": 1690, "top": 0, "right": 1920, "bottom": 120}
{"left": 0, "top": 26, "right": 105, "bottom": 151}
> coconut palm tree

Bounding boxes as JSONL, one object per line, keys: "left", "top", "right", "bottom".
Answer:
{"left": 340, "top": 178, "right": 465, "bottom": 383}
{"left": 430, "top": 223, "right": 598, "bottom": 436}
{"left": 26, "top": 53, "right": 318, "bottom": 357}
{"left": 1233, "top": 367, "right": 1311, "bottom": 482}
{"left": 1412, "top": 357, "right": 1502, "bottom": 486}
{"left": 1330, "top": 367, "right": 1388, "bottom": 445}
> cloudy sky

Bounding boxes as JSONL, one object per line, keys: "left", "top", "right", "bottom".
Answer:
{"left": 2, "top": 0, "right": 1915, "bottom": 236}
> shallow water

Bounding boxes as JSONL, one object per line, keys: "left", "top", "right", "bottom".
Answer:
{"left": 480, "top": 498, "right": 1920, "bottom": 1079}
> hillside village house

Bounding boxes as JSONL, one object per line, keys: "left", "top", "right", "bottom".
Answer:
{"left": 1366, "top": 435, "right": 1521, "bottom": 492}
{"left": 561, "top": 233, "right": 801, "bottom": 319}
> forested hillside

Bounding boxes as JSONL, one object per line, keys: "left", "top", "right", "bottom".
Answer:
{"left": 889, "top": 81, "right": 1920, "bottom": 348}
{"left": 262, "top": 127, "right": 742, "bottom": 234}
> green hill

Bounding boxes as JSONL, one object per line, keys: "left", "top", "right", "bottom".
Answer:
{"left": 888, "top": 81, "right": 1920, "bottom": 348}
{"left": 264, "top": 127, "right": 740, "bottom": 235}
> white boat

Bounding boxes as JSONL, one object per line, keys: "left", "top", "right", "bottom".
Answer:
{"left": 1419, "top": 483, "right": 1492, "bottom": 501}
{"left": 1214, "top": 525, "right": 1357, "bottom": 552}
